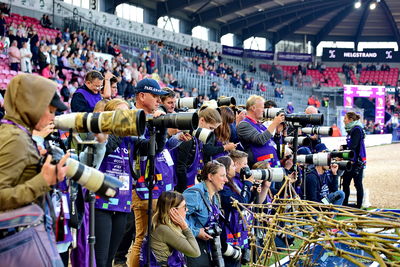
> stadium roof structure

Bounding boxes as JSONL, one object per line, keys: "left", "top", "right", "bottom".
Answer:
{"left": 118, "top": 0, "right": 400, "bottom": 46}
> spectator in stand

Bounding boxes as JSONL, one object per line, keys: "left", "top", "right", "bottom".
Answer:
{"left": 314, "top": 96, "right": 321, "bottom": 108}
{"left": 286, "top": 102, "right": 294, "bottom": 114}
{"left": 0, "top": 13, "right": 5, "bottom": 37}
{"left": 331, "top": 123, "right": 342, "bottom": 137}
{"left": 356, "top": 62, "right": 362, "bottom": 74}
{"left": 8, "top": 40, "right": 21, "bottom": 71}
{"left": 151, "top": 68, "right": 161, "bottom": 81}
{"left": 209, "top": 81, "right": 219, "bottom": 100}
{"left": 270, "top": 73, "right": 276, "bottom": 86}
{"left": 41, "top": 63, "right": 52, "bottom": 79}
{"left": 71, "top": 70, "right": 105, "bottom": 112}
{"left": 40, "top": 14, "right": 51, "bottom": 28}
{"left": 20, "top": 41, "right": 32, "bottom": 73}
{"left": 258, "top": 82, "right": 267, "bottom": 92}
{"left": 145, "top": 51, "right": 152, "bottom": 74}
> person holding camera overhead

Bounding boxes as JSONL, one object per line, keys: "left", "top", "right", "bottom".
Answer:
{"left": 183, "top": 161, "right": 228, "bottom": 267}
{"left": 0, "top": 74, "right": 69, "bottom": 265}
{"left": 141, "top": 191, "right": 200, "bottom": 266}
{"left": 342, "top": 111, "right": 367, "bottom": 209}
{"left": 175, "top": 107, "right": 222, "bottom": 193}
{"left": 237, "top": 95, "right": 285, "bottom": 167}
{"left": 129, "top": 78, "right": 174, "bottom": 267}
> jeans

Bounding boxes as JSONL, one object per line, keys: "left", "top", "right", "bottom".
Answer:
{"left": 128, "top": 190, "right": 157, "bottom": 267}
{"left": 327, "top": 190, "right": 345, "bottom": 206}
{"left": 94, "top": 209, "right": 128, "bottom": 267}
{"left": 342, "top": 166, "right": 364, "bottom": 208}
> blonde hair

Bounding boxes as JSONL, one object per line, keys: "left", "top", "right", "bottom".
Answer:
{"left": 252, "top": 160, "right": 271, "bottom": 170}
{"left": 152, "top": 191, "right": 185, "bottom": 236}
{"left": 93, "top": 99, "right": 109, "bottom": 112}
{"left": 246, "top": 95, "right": 265, "bottom": 111}
{"left": 198, "top": 107, "right": 222, "bottom": 124}
{"left": 229, "top": 150, "right": 248, "bottom": 163}
{"left": 104, "top": 98, "right": 129, "bottom": 111}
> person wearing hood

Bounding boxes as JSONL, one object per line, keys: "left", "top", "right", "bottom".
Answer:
{"left": 342, "top": 112, "right": 367, "bottom": 209}
{"left": 0, "top": 74, "right": 69, "bottom": 265}
{"left": 0, "top": 74, "right": 69, "bottom": 211}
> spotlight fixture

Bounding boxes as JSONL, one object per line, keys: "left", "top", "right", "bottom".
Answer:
{"left": 354, "top": 1, "right": 361, "bottom": 8}
{"left": 370, "top": 2, "right": 377, "bottom": 10}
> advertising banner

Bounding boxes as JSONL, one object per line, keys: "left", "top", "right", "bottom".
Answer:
{"left": 277, "top": 52, "right": 312, "bottom": 62}
{"left": 244, "top": 49, "right": 274, "bottom": 60}
{"left": 222, "top": 45, "right": 244, "bottom": 57}
{"left": 343, "top": 85, "right": 386, "bottom": 126}
{"left": 322, "top": 48, "right": 400, "bottom": 62}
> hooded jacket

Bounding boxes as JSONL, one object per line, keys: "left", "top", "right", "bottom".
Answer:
{"left": 0, "top": 74, "right": 57, "bottom": 211}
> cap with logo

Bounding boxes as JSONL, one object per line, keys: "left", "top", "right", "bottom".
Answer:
{"left": 136, "top": 78, "right": 168, "bottom": 95}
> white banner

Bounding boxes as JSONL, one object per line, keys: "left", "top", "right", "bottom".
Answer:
{"left": 321, "top": 134, "right": 392, "bottom": 151}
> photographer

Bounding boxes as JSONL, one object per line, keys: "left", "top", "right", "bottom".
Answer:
{"left": 303, "top": 106, "right": 322, "bottom": 151}
{"left": 218, "top": 153, "right": 254, "bottom": 266}
{"left": 304, "top": 151, "right": 344, "bottom": 205}
{"left": 0, "top": 74, "right": 68, "bottom": 265}
{"left": 342, "top": 112, "right": 366, "bottom": 209}
{"left": 71, "top": 70, "right": 105, "bottom": 112}
{"left": 183, "top": 161, "right": 228, "bottom": 267}
{"left": 129, "top": 78, "right": 173, "bottom": 267}
{"left": 176, "top": 107, "right": 222, "bottom": 193}
{"left": 237, "top": 95, "right": 285, "bottom": 167}
{"left": 211, "top": 106, "right": 237, "bottom": 160}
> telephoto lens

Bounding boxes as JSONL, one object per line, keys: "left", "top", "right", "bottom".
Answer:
{"left": 192, "top": 128, "right": 214, "bottom": 144}
{"left": 301, "top": 126, "right": 333, "bottom": 136}
{"left": 330, "top": 150, "right": 355, "bottom": 160}
{"left": 296, "top": 152, "right": 331, "bottom": 166}
{"left": 286, "top": 113, "right": 324, "bottom": 126}
{"left": 217, "top": 96, "right": 236, "bottom": 106}
{"left": 176, "top": 97, "right": 199, "bottom": 110}
{"left": 251, "top": 168, "right": 285, "bottom": 182}
{"left": 147, "top": 112, "right": 199, "bottom": 131}
{"left": 263, "top": 108, "right": 285, "bottom": 119}
{"left": 54, "top": 109, "right": 146, "bottom": 137}
{"left": 284, "top": 136, "right": 311, "bottom": 147}
{"left": 205, "top": 223, "right": 224, "bottom": 267}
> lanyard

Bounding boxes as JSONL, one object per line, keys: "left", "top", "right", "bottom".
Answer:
{"left": 1, "top": 119, "right": 31, "bottom": 136}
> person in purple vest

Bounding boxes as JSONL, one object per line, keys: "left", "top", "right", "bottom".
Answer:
{"left": 342, "top": 112, "right": 367, "bottom": 209}
{"left": 175, "top": 107, "right": 222, "bottom": 193}
{"left": 92, "top": 99, "right": 136, "bottom": 267}
{"left": 129, "top": 78, "right": 170, "bottom": 267}
{"left": 71, "top": 70, "right": 106, "bottom": 112}
{"left": 237, "top": 95, "right": 285, "bottom": 167}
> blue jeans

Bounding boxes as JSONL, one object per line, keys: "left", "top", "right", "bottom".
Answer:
{"left": 327, "top": 190, "right": 345, "bottom": 206}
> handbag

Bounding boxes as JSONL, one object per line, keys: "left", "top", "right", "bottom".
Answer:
{"left": 0, "top": 203, "right": 63, "bottom": 267}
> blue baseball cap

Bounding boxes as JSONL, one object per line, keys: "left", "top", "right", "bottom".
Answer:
{"left": 315, "top": 143, "right": 329, "bottom": 153}
{"left": 136, "top": 78, "right": 168, "bottom": 95}
{"left": 297, "top": 147, "right": 312, "bottom": 155}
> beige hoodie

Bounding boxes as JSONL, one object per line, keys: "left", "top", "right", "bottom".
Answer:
{"left": 0, "top": 74, "right": 57, "bottom": 211}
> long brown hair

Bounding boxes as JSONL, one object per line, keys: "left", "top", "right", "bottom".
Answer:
{"left": 200, "top": 161, "right": 225, "bottom": 181}
{"left": 214, "top": 106, "right": 235, "bottom": 143}
{"left": 152, "top": 191, "right": 185, "bottom": 235}
{"left": 216, "top": 156, "right": 240, "bottom": 195}
{"left": 346, "top": 111, "right": 361, "bottom": 121}
{"left": 198, "top": 107, "right": 222, "bottom": 125}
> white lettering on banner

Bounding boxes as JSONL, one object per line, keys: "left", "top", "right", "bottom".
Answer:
{"left": 321, "top": 135, "right": 392, "bottom": 151}
{"left": 357, "top": 91, "right": 373, "bottom": 97}
{"left": 343, "top": 52, "right": 377, "bottom": 58}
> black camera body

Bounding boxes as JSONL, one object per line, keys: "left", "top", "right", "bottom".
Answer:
{"left": 205, "top": 222, "right": 225, "bottom": 267}
{"left": 204, "top": 222, "right": 222, "bottom": 237}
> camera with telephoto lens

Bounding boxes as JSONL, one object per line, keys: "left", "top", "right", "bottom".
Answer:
{"left": 284, "top": 136, "right": 311, "bottom": 146}
{"left": 264, "top": 108, "right": 324, "bottom": 126}
{"left": 204, "top": 222, "right": 225, "bottom": 267}
{"left": 42, "top": 140, "right": 123, "bottom": 200}
{"left": 217, "top": 96, "right": 236, "bottom": 107}
{"left": 147, "top": 112, "right": 199, "bottom": 131}
{"left": 192, "top": 127, "right": 214, "bottom": 144}
{"left": 296, "top": 152, "right": 330, "bottom": 166}
{"left": 54, "top": 109, "right": 146, "bottom": 137}
{"left": 330, "top": 150, "right": 355, "bottom": 160}
{"left": 175, "top": 97, "right": 199, "bottom": 110}
{"left": 301, "top": 126, "right": 333, "bottom": 136}
{"left": 240, "top": 167, "right": 285, "bottom": 183}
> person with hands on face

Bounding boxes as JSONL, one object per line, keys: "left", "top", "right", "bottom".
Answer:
{"left": 147, "top": 191, "right": 200, "bottom": 266}
{"left": 183, "top": 161, "right": 228, "bottom": 267}
{"left": 237, "top": 95, "right": 284, "bottom": 167}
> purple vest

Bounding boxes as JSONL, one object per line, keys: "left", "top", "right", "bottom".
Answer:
{"left": 211, "top": 140, "right": 228, "bottom": 160}
{"left": 75, "top": 87, "right": 102, "bottom": 111}
{"left": 135, "top": 149, "right": 175, "bottom": 200}
{"left": 224, "top": 175, "right": 249, "bottom": 248}
{"left": 96, "top": 137, "right": 132, "bottom": 212}
{"left": 186, "top": 137, "right": 204, "bottom": 188}
{"left": 242, "top": 117, "right": 280, "bottom": 167}
{"left": 346, "top": 126, "right": 367, "bottom": 165}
